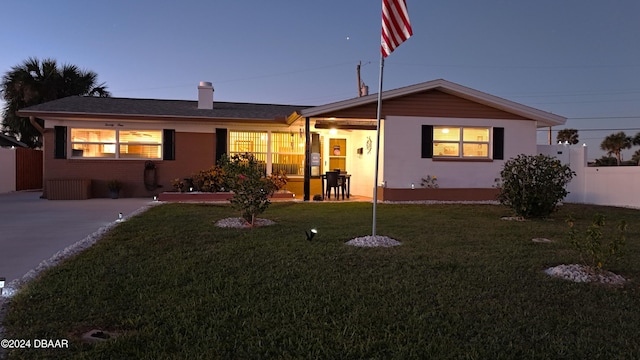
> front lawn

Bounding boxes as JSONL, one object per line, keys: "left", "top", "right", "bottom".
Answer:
{"left": 3, "top": 203, "right": 640, "bottom": 359}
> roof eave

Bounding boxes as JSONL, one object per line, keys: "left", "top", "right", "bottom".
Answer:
{"left": 300, "top": 79, "right": 566, "bottom": 127}
{"left": 16, "top": 110, "right": 290, "bottom": 124}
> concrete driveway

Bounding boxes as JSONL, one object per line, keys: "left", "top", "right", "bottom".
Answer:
{"left": 0, "top": 191, "right": 152, "bottom": 284}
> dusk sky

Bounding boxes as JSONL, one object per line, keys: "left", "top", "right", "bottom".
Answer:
{"left": 2, "top": 0, "right": 639, "bottom": 160}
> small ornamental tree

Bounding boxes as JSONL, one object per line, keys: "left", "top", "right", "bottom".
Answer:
{"left": 219, "top": 153, "right": 278, "bottom": 227}
{"left": 567, "top": 214, "right": 627, "bottom": 270}
{"left": 496, "top": 154, "right": 575, "bottom": 218}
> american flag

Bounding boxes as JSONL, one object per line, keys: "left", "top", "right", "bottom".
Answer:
{"left": 381, "top": 0, "right": 413, "bottom": 57}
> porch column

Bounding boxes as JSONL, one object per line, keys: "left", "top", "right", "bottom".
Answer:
{"left": 304, "top": 116, "right": 311, "bottom": 201}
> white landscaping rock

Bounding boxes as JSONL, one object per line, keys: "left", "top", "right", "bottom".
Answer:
{"left": 345, "top": 235, "right": 401, "bottom": 248}
{"left": 545, "top": 264, "right": 627, "bottom": 285}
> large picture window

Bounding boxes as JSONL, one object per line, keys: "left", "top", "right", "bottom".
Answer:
{"left": 71, "top": 128, "right": 162, "bottom": 159}
{"left": 229, "top": 131, "right": 267, "bottom": 162}
{"left": 271, "top": 132, "right": 304, "bottom": 175}
{"left": 433, "top": 126, "right": 490, "bottom": 158}
{"left": 229, "top": 130, "right": 304, "bottom": 175}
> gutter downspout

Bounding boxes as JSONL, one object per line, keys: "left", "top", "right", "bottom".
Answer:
{"left": 29, "top": 116, "right": 46, "bottom": 198}
{"left": 29, "top": 116, "right": 45, "bottom": 135}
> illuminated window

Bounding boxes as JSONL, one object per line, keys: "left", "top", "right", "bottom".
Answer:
{"left": 229, "top": 131, "right": 305, "bottom": 175}
{"left": 433, "top": 126, "right": 490, "bottom": 158}
{"left": 71, "top": 129, "right": 162, "bottom": 159}
{"left": 229, "top": 131, "right": 267, "bottom": 174}
{"left": 119, "top": 130, "right": 162, "bottom": 158}
{"left": 229, "top": 131, "right": 267, "bottom": 159}
{"left": 271, "top": 132, "right": 304, "bottom": 175}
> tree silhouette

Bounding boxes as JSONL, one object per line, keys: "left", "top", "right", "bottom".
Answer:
{"left": 1, "top": 57, "right": 110, "bottom": 148}
{"left": 600, "top": 132, "right": 632, "bottom": 166}
{"left": 633, "top": 132, "right": 640, "bottom": 147}
{"left": 631, "top": 149, "right": 640, "bottom": 166}
{"left": 557, "top": 128, "right": 579, "bottom": 145}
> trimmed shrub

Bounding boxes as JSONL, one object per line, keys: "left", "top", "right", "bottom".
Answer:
{"left": 496, "top": 154, "right": 575, "bottom": 218}
{"left": 190, "top": 165, "right": 227, "bottom": 192}
{"left": 266, "top": 169, "right": 289, "bottom": 191}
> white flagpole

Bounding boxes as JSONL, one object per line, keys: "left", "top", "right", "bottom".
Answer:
{"left": 372, "top": 54, "right": 385, "bottom": 236}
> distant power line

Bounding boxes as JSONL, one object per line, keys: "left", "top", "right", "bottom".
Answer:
{"left": 568, "top": 116, "right": 640, "bottom": 120}
{"left": 538, "top": 128, "right": 640, "bottom": 132}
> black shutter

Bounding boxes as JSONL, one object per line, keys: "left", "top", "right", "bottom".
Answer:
{"left": 215, "top": 128, "right": 227, "bottom": 163}
{"left": 421, "top": 125, "right": 433, "bottom": 158}
{"left": 163, "top": 129, "right": 175, "bottom": 160}
{"left": 493, "top": 127, "right": 504, "bottom": 160}
{"left": 54, "top": 126, "right": 67, "bottom": 159}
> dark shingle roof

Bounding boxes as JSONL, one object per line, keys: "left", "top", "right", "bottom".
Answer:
{"left": 19, "top": 96, "right": 310, "bottom": 121}
{"left": 0, "top": 133, "right": 28, "bottom": 148}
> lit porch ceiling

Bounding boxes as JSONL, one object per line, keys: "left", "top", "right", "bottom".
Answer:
{"left": 313, "top": 120, "right": 377, "bottom": 130}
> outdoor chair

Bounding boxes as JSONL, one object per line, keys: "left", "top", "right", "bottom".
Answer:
{"left": 325, "top": 171, "right": 342, "bottom": 200}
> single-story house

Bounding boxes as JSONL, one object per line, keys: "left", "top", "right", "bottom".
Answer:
{"left": 17, "top": 79, "right": 565, "bottom": 201}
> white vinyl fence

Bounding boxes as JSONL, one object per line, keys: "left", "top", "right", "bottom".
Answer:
{"left": 538, "top": 145, "right": 640, "bottom": 209}
{"left": 0, "top": 147, "right": 17, "bottom": 193}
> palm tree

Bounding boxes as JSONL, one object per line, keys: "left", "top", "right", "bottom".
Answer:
{"left": 633, "top": 132, "right": 640, "bottom": 146}
{"left": 631, "top": 149, "right": 640, "bottom": 166}
{"left": 1, "top": 57, "right": 110, "bottom": 148}
{"left": 556, "top": 128, "right": 579, "bottom": 145}
{"left": 600, "top": 131, "right": 632, "bottom": 166}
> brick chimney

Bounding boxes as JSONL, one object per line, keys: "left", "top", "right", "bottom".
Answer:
{"left": 198, "top": 81, "right": 214, "bottom": 109}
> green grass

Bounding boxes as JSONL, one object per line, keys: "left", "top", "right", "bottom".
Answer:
{"left": 3, "top": 203, "right": 640, "bottom": 359}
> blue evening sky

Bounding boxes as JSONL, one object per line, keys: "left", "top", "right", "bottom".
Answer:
{"left": 2, "top": 0, "right": 639, "bottom": 160}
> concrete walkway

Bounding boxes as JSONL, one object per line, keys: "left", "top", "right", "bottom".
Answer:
{"left": 0, "top": 191, "right": 152, "bottom": 284}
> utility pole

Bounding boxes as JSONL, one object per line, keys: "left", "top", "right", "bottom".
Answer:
{"left": 356, "top": 61, "right": 369, "bottom": 97}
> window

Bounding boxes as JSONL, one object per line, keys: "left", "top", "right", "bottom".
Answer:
{"left": 229, "top": 130, "right": 305, "bottom": 175}
{"left": 229, "top": 131, "right": 267, "bottom": 160}
{"left": 433, "top": 126, "right": 490, "bottom": 158}
{"left": 271, "top": 132, "right": 304, "bottom": 175}
{"left": 70, "top": 128, "right": 162, "bottom": 159}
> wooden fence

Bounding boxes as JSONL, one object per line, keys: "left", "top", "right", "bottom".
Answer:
{"left": 15, "top": 148, "right": 43, "bottom": 190}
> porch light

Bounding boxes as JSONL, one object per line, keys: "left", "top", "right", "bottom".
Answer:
{"left": 329, "top": 128, "right": 338, "bottom": 135}
{"left": 189, "top": 187, "right": 193, "bottom": 192}
{"left": 0, "top": 277, "right": 5, "bottom": 296}
{"left": 411, "top": 183, "right": 415, "bottom": 189}
{"left": 305, "top": 229, "right": 318, "bottom": 241}
{"left": 583, "top": 143, "right": 587, "bottom": 147}
{"left": 153, "top": 195, "right": 158, "bottom": 201}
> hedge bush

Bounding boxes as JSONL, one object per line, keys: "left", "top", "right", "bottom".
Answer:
{"left": 496, "top": 154, "right": 575, "bottom": 218}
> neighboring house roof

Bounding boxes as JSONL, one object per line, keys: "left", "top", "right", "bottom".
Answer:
{"left": 0, "top": 133, "right": 28, "bottom": 148}
{"left": 18, "top": 96, "right": 309, "bottom": 123}
{"left": 300, "top": 79, "right": 566, "bottom": 127}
